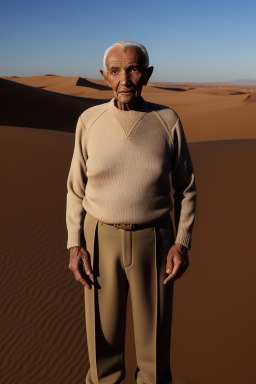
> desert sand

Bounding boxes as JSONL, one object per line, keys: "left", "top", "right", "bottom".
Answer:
{"left": 0, "top": 75, "right": 256, "bottom": 384}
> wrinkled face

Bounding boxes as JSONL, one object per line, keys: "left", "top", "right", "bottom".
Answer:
{"left": 100, "top": 46, "right": 153, "bottom": 110}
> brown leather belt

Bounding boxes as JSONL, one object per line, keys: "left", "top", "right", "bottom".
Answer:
{"left": 100, "top": 214, "right": 170, "bottom": 231}
{"left": 111, "top": 223, "right": 152, "bottom": 231}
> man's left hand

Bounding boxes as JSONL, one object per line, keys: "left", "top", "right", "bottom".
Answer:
{"left": 164, "top": 243, "right": 189, "bottom": 285}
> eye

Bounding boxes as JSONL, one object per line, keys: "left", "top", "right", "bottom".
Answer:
{"left": 131, "top": 67, "right": 139, "bottom": 72}
{"left": 111, "top": 69, "right": 118, "bottom": 74}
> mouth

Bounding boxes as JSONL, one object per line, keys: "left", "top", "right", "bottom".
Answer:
{"left": 118, "top": 89, "right": 135, "bottom": 96}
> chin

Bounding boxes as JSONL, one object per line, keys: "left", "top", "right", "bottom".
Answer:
{"left": 118, "top": 95, "right": 137, "bottom": 105}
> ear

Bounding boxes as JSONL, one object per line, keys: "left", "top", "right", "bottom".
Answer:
{"left": 143, "top": 66, "right": 154, "bottom": 85}
{"left": 100, "top": 69, "right": 112, "bottom": 88}
{"left": 100, "top": 69, "right": 107, "bottom": 81}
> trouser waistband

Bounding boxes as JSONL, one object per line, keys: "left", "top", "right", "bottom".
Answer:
{"left": 97, "top": 213, "right": 172, "bottom": 231}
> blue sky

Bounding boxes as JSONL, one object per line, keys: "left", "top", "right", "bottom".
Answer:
{"left": 1, "top": 0, "right": 256, "bottom": 82}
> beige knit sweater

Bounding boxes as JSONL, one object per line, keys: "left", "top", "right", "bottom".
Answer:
{"left": 66, "top": 97, "right": 196, "bottom": 250}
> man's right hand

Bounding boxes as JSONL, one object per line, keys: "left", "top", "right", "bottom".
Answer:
{"left": 69, "top": 246, "right": 93, "bottom": 289}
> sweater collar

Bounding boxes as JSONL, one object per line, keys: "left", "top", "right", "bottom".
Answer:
{"left": 108, "top": 97, "right": 151, "bottom": 118}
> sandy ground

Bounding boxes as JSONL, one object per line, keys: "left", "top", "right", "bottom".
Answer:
{"left": 0, "top": 76, "right": 256, "bottom": 384}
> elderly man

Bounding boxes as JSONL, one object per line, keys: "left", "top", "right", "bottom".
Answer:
{"left": 66, "top": 41, "right": 197, "bottom": 384}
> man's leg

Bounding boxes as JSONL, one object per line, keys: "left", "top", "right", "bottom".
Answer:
{"left": 125, "top": 215, "right": 175, "bottom": 384}
{"left": 83, "top": 214, "right": 129, "bottom": 384}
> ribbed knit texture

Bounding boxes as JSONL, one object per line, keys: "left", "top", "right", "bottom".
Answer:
{"left": 66, "top": 97, "right": 197, "bottom": 250}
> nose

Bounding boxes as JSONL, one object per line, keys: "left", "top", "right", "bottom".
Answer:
{"left": 120, "top": 70, "right": 129, "bottom": 86}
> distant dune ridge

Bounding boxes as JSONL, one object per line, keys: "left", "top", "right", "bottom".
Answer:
{"left": 0, "top": 75, "right": 256, "bottom": 384}
{"left": 231, "top": 78, "right": 256, "bottom": 85}
{"left": 149, "top": 79, "right": 256, "bottom": 87}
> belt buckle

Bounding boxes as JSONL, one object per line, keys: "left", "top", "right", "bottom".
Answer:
{"left": 114, "top": 223, "right": 135, "bottom": 231}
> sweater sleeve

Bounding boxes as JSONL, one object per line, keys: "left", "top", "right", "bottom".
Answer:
{"left": 66, "top": 116, "right": 87, "bottom": 250}
{"left": 170, "top": 118, "right": 197, "bottom": 250}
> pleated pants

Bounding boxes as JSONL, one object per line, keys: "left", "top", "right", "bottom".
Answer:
{"left": 83, "top": 212, "right": 175, "bottom": 384}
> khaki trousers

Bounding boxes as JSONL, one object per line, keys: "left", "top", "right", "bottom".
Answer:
{"left": 83, "top": 212, "right": 175, "bottom": 384}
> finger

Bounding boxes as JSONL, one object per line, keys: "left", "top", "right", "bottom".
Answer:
{"left": 164, "top": 268, "right": 179, "bottom": 285}
{"left": 175, "top": 262, "right": 187, "bottom": 278}
{"left": 164, "top": 258, "right": 189, "bottom": 284}
{"left": 73, "top": 270, "right": 92, "bottom": 289}
{"left": 164, "top": 273, "right": 173, "bottom": 285}
{"left": 164, "top": 260, "right": 182, "bottom": 284}
{"left": 82, "top": 253, "right": 92, "bottom": 275}
{"left": 166, "top": 253, "right": 174, "bottom": 274}
{"left": 170, "top": 256, "right": 182, "bottom": 275}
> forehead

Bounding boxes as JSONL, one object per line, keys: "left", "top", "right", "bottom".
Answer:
{"left": 105, "top": 46, "right": 144, "bottom": 68}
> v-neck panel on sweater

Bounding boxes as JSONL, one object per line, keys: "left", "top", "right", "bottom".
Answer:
{"left": 108, "top": 97, "right": 151, "bottom": 138}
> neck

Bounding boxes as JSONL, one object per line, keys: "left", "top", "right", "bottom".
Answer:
{"left": 115, "top": 97, "right": 143, "bottom": 111}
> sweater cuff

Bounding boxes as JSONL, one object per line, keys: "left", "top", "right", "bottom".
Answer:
{"left": 174, "top": 229, "right": 192, "bottom": 250}
{"left": 67, "top": 231, "right": 82, "bottom": 250}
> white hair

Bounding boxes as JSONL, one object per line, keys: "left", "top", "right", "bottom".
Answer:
{"left": 103, "top": 41, "right": 149, "bottom": 70}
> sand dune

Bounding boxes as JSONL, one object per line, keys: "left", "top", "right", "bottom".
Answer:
{"left": 1, "top": 75, "right": 256, "bottom": 140}
{"left": 3, "top": 75, "right": 114, "bottom": 99}
{"left": 244, "top": 91, "right": 256, "bottom": 103}
{"left": 76, "top": 77, "right": 111, "bottom": 91}
{"left": 0, "top": 75, "right": 256, "bottom": 384}
{"left": 0, "top": 78, "right": 109, "bottom": 131}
